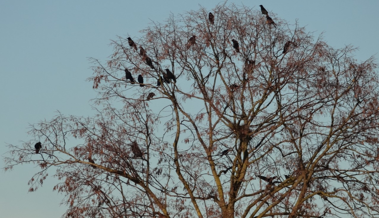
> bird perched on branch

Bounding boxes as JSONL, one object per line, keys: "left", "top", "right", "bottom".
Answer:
{"left": 145, "top": 56, "right": 155, "bottom": 69}
{"left": 147, "top": 92, "right": 155, "bottom": 100}
{"left": 259, "top": 5, "right": 268, "bottom": 15}
{"left": 34, "top": 142, "right": 42, "bottom": 154}
{"left": 139, "top": 46, "right": 147, "bottom": 57}
{"left": 187, "top": 35, "right": 196, "bottom": 49}
{"left": 138, "top": 75, "right": 144, "bottom": 87}
{"left": 88, "top": 157, "right": 96, "bottom": 168}
{"left": 165, "top": 69, "right": 176, "bottom": 83}
{"left": 266, "top": 15, "right": 276, "bottom": 27}
{"left": 127, "top": 37, "right": 137, "bottom": 51}
{"left": 257, "top": 175, "right": 277, "bottom": 184}
{"left": 283, "top": 41, "right": 292, "bottom": 54}
{"left": 231, "top": 39, "right": 240, "bottom": 52}
{"left": 131, "top": 141, "right": 143, "bottom": 158}
{"left": 124, "top": 68, "right": 135, "bottom": 84}
{"left": 209, "top": 12, "right": 214, "bottom": 25}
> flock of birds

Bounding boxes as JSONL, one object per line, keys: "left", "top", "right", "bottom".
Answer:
{"left": 33, "top": 4, "right": 290, "bottom": 185}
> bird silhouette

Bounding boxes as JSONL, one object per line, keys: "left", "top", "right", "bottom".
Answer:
{"left": 139, "top": 46, "right": 147, "bottom": 57}
{"left": 209, "top": 12, "right": 214, "bottom": 25}
{"left": 187, "top": 35, "right": 196, "bottom": 49}
{"left": 259, "top": 5, "right": 268, "bottom": 15}
{"left": 125, "top": 68, "right": 135, "bottom": 84}
{"left": 165, "top": 69, "right": 176, "bottom": 83}
{"left": 146, "top": 92, "right": 155, "bottom": 101}
{"left": 131, "top": 141, "right": 143, "bottom": 158}
{"left": 231, "top": 39, "right": 240, "bottom": 52}
{"left": 34, "top": 142, "right": 42, "bottom": 154}
{"left": 88, "top": 157, "right": 96, "bottom": 168}
{"left": 138, "top": 75, "right": 145, "bottom": 87}
{"left": 145, "top": 56, "right": 155, "bottom": 69}
{"left": 257, "top": 175, "right": 277, "bottom": 184}
{"left": 127, "top": 37, "right": 137, "bottom": 51}
{"left": 266, "top": 15, "right": 276, "bottom": 27}
{"left": 283, "top": 41, "right": 291, "bottom": 54}
{"left": 220, "top": 149, "right": 230, "bottom": 157}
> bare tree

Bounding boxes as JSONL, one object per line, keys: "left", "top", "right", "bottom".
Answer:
{"left": 5, "top": 4, "right": 379, "bottom": 218}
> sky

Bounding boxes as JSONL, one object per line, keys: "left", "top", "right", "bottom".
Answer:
{"left": 1, "top": 1, "right": 378, "bottom": 217}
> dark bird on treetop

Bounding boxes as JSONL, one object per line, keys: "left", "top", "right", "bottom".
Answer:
{"left": 165, "top": 69, "right": 176, "bottom": 83}
{"left": 127, "top": 37, "right": 137, "bottom": 51}
{"left": 131, "top": 141, "right": 143, "bottom": 158}
{"left": 209, "top": 12, "right": 214, "bottom": 25}
{"left": 124, "top": 68, "right": 135, "bottom": 84}
{"left": 146, "top": 92, "right": 155, "bottom": 101}
{"left": 187, "top": 35, "right": 196, "bottom": 49}
{"left": 138, "top": 75, "right": 144, "bottom": 87}
{"left": 145, "top": 56, "right": 155, "bottom": 69}
{"left": 266, "top": 15, "right": 276, "bottom": 27}
{"left": 34, "top": 142, "right": 42, "bottom": 154}
{"left": 231, "top": 39, "right": 240, "bottom": 52}
{"left": 283, "top": 41, "right": 291, "bottom": 54}
{"left": 88, "top": 157, "right": 96, "bottom": 168}
{"left": 257, "top": 175, "right": 277, "bottom": 184}
{"left": 259, "top": 5, "right": 268, "bottom": 15}
{"left": 139, "top": 46, "right": 147, "bottom": 57}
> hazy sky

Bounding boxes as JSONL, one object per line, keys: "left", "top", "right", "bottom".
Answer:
{"left": 1, "top": 1, "right": 378, "bottom": 217}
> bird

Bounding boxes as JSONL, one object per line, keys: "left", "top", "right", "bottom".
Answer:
{"left": 157, "top": 76, "right": 163, "bottom": 86}
{"left": 283, "top": 41, "right": 291, "bottom": 54}
{"left": 187, "top": 35, "right": 196, "bottom": 49}
{"left": 146, "top": 92, "right": 155, "bottom": 100}
{"left": 124, "top": 68, "right": 135, "bottom": 84}
{"left": 127, "top": 37, "right": 137, "bottom": 51}
{"left": 88, "top": 157, "right": 96, "bottom": 168}
{"left": 231, "top": 39, "right": 240, "bottom": 52}
{"left": 284, "top": 175, "right": 290, "bottom": 179}
{"left": 220, "top": 149, "right": 230, "bottom": 157}
{"left": 145, "top": 56, "right": 155, "bottom": 69}
{"left": 139, "top": 46, "right": 147, "bottom": 57}
{"left": 266, "top": 15, "right": 276, "bottom": 27}
{"left": 165, "top": 69, "right": 176, "bottom": 83}
{"left": 34, "top": 142, "right": 42, "bottom": 154}
{"left": 209, "top": 12, "right": 214, "bottom": 25}
{"left": 259, "top": 5, "right": 268, "bottom": 15}
{"left": 131, "top": 141, "right": 143, "bottom": 158}
{"left": 138, "top": 75, "right": 144, "bottom": 87}
{"left": 257, "top": 175, "right": 277, "bottom": 184}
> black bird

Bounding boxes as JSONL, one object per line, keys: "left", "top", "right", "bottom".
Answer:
{"left": 138, "top": 75, "right": 144, "bottom": 87}
{"left": 259, "top": 5, "right": 268, "bottom": 15}
{"left": 88, "top": 157, "right": 96, "bottom": 168}
{"left": 131, "top": 141, "right": 143, "bottom": 158}
{"left": 231, "top": 39, "right": 240, "bottom": 52}
{"left": 34, "top": 142, "right": 42, "bottom": 154}
{"left": 127, "top": 37, "right": 137, "bottom": 51}
{"left": 163, "top": 72, "right": 170, "bottom": 83}
{"left": 157, "top": 76, "right": 163, "bottom": 86}
{"left": 146, "top": 92, "right": 155, "bottom": 101}
{"left": 145, "top": 56, "right": 155, "bottom": 69}
{"left": 220, "top": 149, "right": 230, "bottom": 157}
{"left": 283, "top": 41, "right": 291, "bottom": 54}
{"left": 139, "top": 46, "right": 147, "bottom": 57}
{"left": 187, "top": 35, "right": 196, "bottom": 49}
{"left": 124, "top": 68, "right": 135, "bottom": 84}
{"left": 209, "top": 12, "right": 214, "bottom": 25}
{"left": 165, "top": 69, "right": 176, "bottom": 83}
{"left": 266, "top": 15, "right": 276, "bottom": 27}
{"left": 257, "top": 175, "right": 277, "bottom": 184}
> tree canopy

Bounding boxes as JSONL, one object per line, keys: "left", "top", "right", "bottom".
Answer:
{"left": 5, "top": 4, "right": 379, "bottom": 218}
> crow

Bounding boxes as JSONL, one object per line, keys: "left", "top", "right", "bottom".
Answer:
{"left": 139, "top": 46, "right": 147, "bottom": 57}
{"left": 259, "top": 5, "right": 268, "bottom": 15}
{"left": 231, "top": 39, "right": 240, "bottom": 52}
{"left": 220, "top": 149, "right": 230, "bottom": 157}
{"left": 88, "top": 157, "right": 96, "bottom": 168}
{"left": 257, "top": 175, "right": 277, "bottom": 184}
{"left": 34, "top": 142, "right": 42, "bottom": 154}
{"left": 125, "top": 68, "right": 135, "bottom": 84}
{"left": 187, "top": 35, "right": 196, "bottom": 49}
{"left": 138, "top": 75, "right": 144, "bottom": 87}
{"left": 283, "top": 41, "right": 291, "bottom": 54}
{"left": 165, "top": 69, "right": 176, "bottom": 83}
{"left": 131, "top": 141, "right": 143, "bottom": 158}
{"left": 147, "top": 92, "right": 155, "bottom": 100}
{"left": 145, "top": 56, "right": 155, "bottom": 69}
{"left": 127, "top": 37, "right": 137, "bottom": 51}
{"left": 209, "top": 12, "right": 214, "bottom": 25}
{"left": 266, "top": 15, "right": 276, "bottom": 27}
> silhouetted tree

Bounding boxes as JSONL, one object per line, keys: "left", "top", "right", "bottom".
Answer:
{"left": 5, "top": 4, "right": 379, "bottom": 218}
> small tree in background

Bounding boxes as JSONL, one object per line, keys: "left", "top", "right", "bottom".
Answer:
{"left": 5, "top": 4, "right": 379, "bottom": 218}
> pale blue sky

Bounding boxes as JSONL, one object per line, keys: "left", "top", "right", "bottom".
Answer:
{"left": 1, "top": 1, "right": 378, "bottom": 217}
